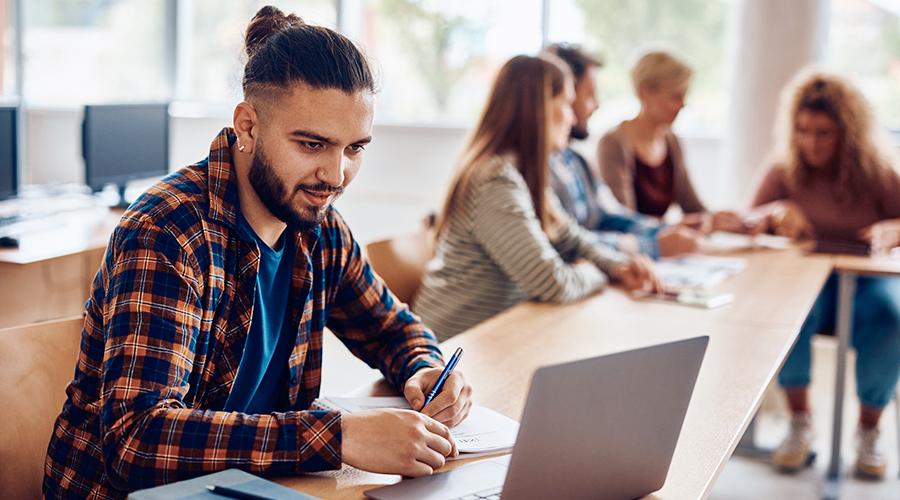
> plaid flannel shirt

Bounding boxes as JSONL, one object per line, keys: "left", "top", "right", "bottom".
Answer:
{"left": 43, "top": 128, "right": 444, "bottom": 498}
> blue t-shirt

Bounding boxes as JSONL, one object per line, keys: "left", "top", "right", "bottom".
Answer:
{"left": 224, "top": 214, "right": 296, "bottom": 414}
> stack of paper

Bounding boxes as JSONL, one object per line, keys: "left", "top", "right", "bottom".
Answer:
{"left": 699, "top": 232, "right": 793, "bottom": 254}
{"left": 312, "top": 396, "right": 519, "bottom": 459}
{"left": 655, "top": 255, "right": 747, "bottom": 290}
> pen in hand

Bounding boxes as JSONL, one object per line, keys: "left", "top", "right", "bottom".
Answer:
{"left": 419, "top": 347, "right": 464, "bottom": 412}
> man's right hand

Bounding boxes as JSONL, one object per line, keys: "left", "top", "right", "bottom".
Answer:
{"left": 657, "top": 226, "right": 701, "bottom": 257}
{"left": 341, "top": 408, "right": 458, "bottom": 477}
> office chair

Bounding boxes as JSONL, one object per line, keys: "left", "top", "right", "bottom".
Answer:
{"left": 364, "top": 228, "right": 435, "bottom": 306}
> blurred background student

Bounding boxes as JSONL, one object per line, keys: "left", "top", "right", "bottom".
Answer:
{"left": 544, "top": 43, "right": 705, "bottom": 258}
{"left": 414, "top": 55, "right": 660, "bottom": 341}
{"left": 599, "top": 49, "right": 753, "bottom": 234}
{"left": 752, "top": 69, "right": 900, "bottom": 480}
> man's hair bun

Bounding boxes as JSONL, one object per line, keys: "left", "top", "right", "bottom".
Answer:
{"left": 244, "top": 5, "right": 304, "bottom": 60}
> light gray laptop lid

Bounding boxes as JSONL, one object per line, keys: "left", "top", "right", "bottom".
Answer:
{"left": 501, "top": 335, "right": 709, "bottom": 500}
{"left": 365, "top": 336, "right": 708, "bottom": 500}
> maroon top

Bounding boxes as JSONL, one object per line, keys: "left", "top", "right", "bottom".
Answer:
{"left": 634, "top": 150, "right": 675, "bottom": 217}
{"left": 752, "top": 164, "right": 900, "bottom": 241}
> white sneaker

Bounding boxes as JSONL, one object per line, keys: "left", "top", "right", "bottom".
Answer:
{"left": 772, "top": 413, "right": 814, "bottom": 472}
{"left": 854, "top": 426, "right": 886, "bottom": 480}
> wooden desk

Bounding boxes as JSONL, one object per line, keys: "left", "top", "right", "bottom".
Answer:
{"left": 833, "top": 254, "right": 900, "bottom": 277}
{"left": 823, "top": 255, "right": 900, "bottom": 495}
{"left": 276, "top": 249, "right": 832, "bottom": 499}
{"left": 0, "top": 209, "right": 120, "bottom": 328}
{"left": 579, "top": 248, "right": 833, "bottom": 333}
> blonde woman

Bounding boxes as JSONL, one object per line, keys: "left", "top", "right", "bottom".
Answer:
{"left": 599, "top": 49, "right": 748, "bottom": 232}
{"left": 752, "top": 69, "right": 900, "bottom": 479}
{"left": 414, "top": 55, "right": 660, "bottom": 341}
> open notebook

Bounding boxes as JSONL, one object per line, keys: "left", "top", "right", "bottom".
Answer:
{"left": 312, "top": 396, "right": 519, "bottom": 460}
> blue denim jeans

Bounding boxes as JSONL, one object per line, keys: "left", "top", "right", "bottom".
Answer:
{"left": 778, "top": 273, "right": 900, "bottom": 409}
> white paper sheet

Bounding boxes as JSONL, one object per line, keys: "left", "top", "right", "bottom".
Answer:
{"left": 312, "top": 396, "right": 518, "bottom": 456}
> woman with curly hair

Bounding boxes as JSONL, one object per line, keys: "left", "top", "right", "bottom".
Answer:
{"left": 752, "top": 69, "right": 900, "bottom": 479}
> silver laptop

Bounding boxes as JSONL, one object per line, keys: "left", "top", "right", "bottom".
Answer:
{"left": 364, "top": 336, "right": 709, "bottom": 500}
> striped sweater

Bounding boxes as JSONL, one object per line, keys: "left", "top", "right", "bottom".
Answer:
{"left": 414, "top": 155, "right": 628, "bottom": 340}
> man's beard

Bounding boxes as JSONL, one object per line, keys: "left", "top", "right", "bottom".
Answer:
{"left": 247, "top": 143, "right": 343, "bottom": 230}
{"left": 569, "top": 124, "right": 589, "bottom": 141}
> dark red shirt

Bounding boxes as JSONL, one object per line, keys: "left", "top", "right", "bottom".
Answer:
{"left": 634, "top": 150, "right": 675, "bottom": 217}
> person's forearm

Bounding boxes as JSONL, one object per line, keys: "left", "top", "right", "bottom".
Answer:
{"left": 638, "top": 227, "right": 662, "bottom": 259}
{"left": 328, "top": 238, "right": 444, "bottom": 389}
{"left": 103, "top": 405, "right": 342, "bottom": 491}
{"left": 561, "top": 226, "right": 629, "bottom": 276}
{"left": 590, "top": 230, "right": 627, "bottom": 254}
{"left": 330, "top": 297, "right": 444, "bottom": 389}
{"left": 377, "top": 332, "right": 445, "bottom": 388}
{"left": 680, "top": 212, "right": 710, "bottom": 231}
{"left": 746, "top": 202, "right": 784, "bottom": 234}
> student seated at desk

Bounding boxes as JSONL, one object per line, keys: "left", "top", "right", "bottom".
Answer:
{"left": 43, "top": 7, "right": 472, "bottom": 498}
{"left": 751, "top": 69, "right": 900, "bottom": 479}
{"left": 598, "top": 49, "right": 753, "bottom": 233}
{"left": 414, "top": 55, "right": 660, "bottom": 341}
{"left": 543, "top": 43, "right": 703, "bottom": 258}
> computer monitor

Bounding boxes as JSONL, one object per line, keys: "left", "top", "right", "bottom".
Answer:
{"left": 82, "top": 103, "right": 169, "bottom": 207}
{"left": 0, "top": 105, "right": 18, "bottom": 201}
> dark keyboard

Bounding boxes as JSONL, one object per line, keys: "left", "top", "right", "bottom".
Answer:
{"left": 454, "top": 486, "right": 502, "bottom": 500}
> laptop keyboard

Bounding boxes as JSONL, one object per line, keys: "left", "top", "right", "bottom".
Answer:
{"left": 454, "top": 486, "right": 502, "bottom": 499}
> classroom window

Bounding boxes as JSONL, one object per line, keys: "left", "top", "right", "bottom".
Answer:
{"left": 22, "top": 0, "right": 168, "bottom": 105}
{"left": 826, "top": 0, "right": 900, "bottom": 130}
{"left": 359, "top": 0, "right": 543, "bottom": 125}
{"left": 547, "top": 0, "right": 729, "bottom": 136}
{"left": 177, "top": 0, "right": 337, "bottom": 105}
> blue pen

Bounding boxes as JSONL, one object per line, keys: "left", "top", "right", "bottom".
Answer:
{"left": 419, "top": 347, "right": 464, "bottom": 411}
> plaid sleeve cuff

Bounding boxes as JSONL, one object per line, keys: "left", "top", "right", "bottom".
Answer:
{"left": 294, "top": 410, "right": 343, "bottom": 472}
{"left": 398, "top": 353, "right": 444, "bottom": 388}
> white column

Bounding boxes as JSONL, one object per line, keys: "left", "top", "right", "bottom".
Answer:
{"left": 724, "top": 0, "right": 830, "bottom": 205}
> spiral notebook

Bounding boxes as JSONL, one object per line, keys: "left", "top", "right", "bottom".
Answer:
{"left": 312, "top": 396, "right": 519, "bottom": 459}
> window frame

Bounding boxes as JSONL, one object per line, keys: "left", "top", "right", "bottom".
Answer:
{"left": 9, "top": 0, "right": 550, "bottom": 127}
{"left": 17, "top": 0, "right": 894, "bottom": 142}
